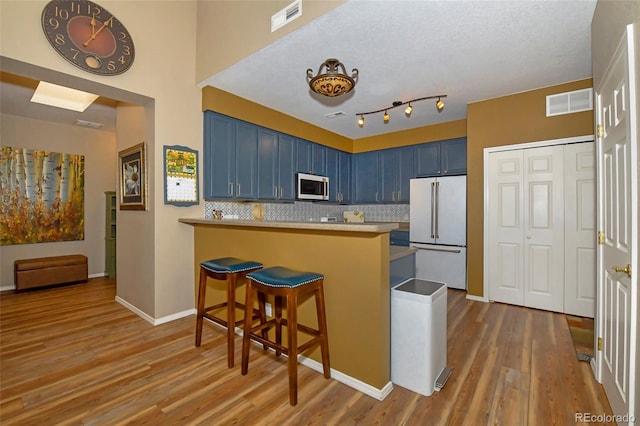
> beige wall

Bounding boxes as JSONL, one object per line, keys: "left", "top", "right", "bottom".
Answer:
{"left": 466, "top": 78, "right": 595, "bottom": 297}
{"left": 1, "top": 1, "right": 202, "bottom": 319}
{"left": 196, "top": 1, "right": 345, "bottom": 83}
{"left": 0, "top": 114, "right": 116, "bottom": 286}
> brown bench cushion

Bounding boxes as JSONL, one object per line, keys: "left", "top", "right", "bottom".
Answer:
{"left": 14, "top": 255, "right": 88, "bottom": 291}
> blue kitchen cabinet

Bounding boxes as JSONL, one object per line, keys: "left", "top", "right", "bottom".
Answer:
{"left": 352, "top": 151, "right": 379, "bottom": 203}
{"left": 296, "top": 138, "right": 313, "bottom": 174}
{"left": 203, "top": 111, "right": 257, "bottom": 200}
{"left": 258, "top": 129, "right": 296, "bottom": 201}
{"left": 416, "top": 138, "right": 467, "bottom": 177}
{"left": 311, "top": 143, "right": 327, "bottom": 175}
{"left": 379, "top": 149, "right": 396, "bottom": 203}
{"left": 325, "top": 147, "right": 351, "bottom": 203}
{"left": 441, "top": 137, "right": 467, "bottom": 175}
{"left": 257, "top": 128, "right": 278, "bottom": 200}
{"left": 361, "top": 146, "right": 415, "bottom": 204}
{"left": 397, "top": 146, "right": 415, "bottom": 202}
{"left": 277, "top": 134, "right": 296, "bottom": 201}
{"left": 234, "top": 122, "right": 259, "bottom": 199}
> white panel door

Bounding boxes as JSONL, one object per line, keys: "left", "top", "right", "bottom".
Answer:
{"left": 564, "top": 142, "right": 596, "bottom": 317}
{"left": 522, "top": 145, "right": 564, "bottom": 312}
{"left": 596, "top": 24, "right": 636, "bottom": 421}
{"left": 488, "top": 150, "right": 524, "bottom": 306}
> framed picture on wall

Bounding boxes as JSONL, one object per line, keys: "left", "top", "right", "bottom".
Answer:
{"left": 163, "top": 145, "right": 199, "bottom": 206}
{"left": 119, "top": 142, "right": 146, "bottom": 210}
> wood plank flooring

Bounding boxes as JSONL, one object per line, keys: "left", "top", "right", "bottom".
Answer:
{"left": 0, "top": 278, "right": 612, "bottom": 425}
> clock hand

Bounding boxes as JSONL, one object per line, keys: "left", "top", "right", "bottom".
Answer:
{"left": 90, "top": 14, "right": 97, "bottom": 37}
{"left": 83, "top": 16, "right": 113, "bottom": 47}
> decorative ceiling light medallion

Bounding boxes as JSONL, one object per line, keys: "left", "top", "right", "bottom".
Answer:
{"left": 306, "top": 58, "right": 358, "bottom": 97}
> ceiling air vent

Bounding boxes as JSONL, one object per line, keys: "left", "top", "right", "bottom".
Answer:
{"left": 546, "top": 88, "right": 593, "bottom": 117}
{"left": 74, "top": 119, "right": 103, "bottom": 129}
{"left": 271, "top": 0, "right": 302, "bottom": 32}
{"left": 324, "top": 111, "right": 345, "bottom": 119}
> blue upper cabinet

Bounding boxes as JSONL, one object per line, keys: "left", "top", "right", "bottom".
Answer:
{"left": 203, "top": 111, "right": 257, "bottom": 200}
{"left": 441, "top": 137, "right": 467, "bottom": 175}
{"left": 295, "top": 138, "right": 313, "bottom": 174}
{"left": 277, "top": 134, "right": 296, "bottom": 201}
{"left": 416, "top": 138, "right": 467, "bottom": 177}
{"left": 233, "top": 121, "right": 259, "bottom": 199}
{"left": 352, "top": 151, "right": 379, "bottom": 203}
{"left": 311, "top": 143, "right": 327, "bottom": 176}
{"left": 258, "top": 129, "right": 296, "bottom": 201}
{"left": 378, "top": 146, "right": 415, "bottom": 203}
{"left": 325, "top": 148, "right": 351, "bottom": 204}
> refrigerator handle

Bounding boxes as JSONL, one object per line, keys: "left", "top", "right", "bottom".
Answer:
{"left": 430, "top": 182, "right": 435, "bottom": 238}
{"left": 435, "top": 181, "right": 440, "bottom": 239}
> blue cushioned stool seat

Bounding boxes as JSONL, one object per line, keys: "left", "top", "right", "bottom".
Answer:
{"left": 241, "top": 265, "right": 330, "bottom": 406}
{"left": 195, "top": 257, "right": 263, "bottom": 368}
{"left": 201, "top": 257, "right": 263, "bottom": 274}
{"left": 246, "top": 266, "right": 323, "bottom": 288}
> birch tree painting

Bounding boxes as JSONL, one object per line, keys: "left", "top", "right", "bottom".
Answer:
{"left": 0, "top": 146, "right": 85, "bottom": 245}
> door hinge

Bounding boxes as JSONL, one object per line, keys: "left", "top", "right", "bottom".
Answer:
{"left": 596, "top": 124, "right": 604, "bottom": 138}
{"left": 598, "top": 231, "right": 605, "bottom": 245}
{"left": 598, "top": 337, "right": 603, "bottom": 351}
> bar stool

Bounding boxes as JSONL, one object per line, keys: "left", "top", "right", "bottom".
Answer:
{"left": 241, "top": 266, "right": 330, "bottom": 406}
{"left": 195, "top": 257, "right": 263, "bottom": 368}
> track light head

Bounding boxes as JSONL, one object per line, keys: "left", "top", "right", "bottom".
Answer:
{"left": 358, "top": 115, "right": 365, "bottom": 127}
{"left": 404, "top": 103, "right": 413, "bottom": 116}
{"left": 383, "top": 111, "right": 390, "bottom": 123}
{"left": 436, "top": 98, "right": 445, "bottom": 112}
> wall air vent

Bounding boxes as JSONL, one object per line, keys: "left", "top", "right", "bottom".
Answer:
{"left": 546, "top": 88, "right": 593, "bottom": 117}
{"left": 271, "top": 0, "right": 302, "bottom": 32}
{"left": 74, "top": 119, "right": 103, "bottom": 129}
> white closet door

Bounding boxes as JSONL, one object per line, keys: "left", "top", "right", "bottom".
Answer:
{"left": 488, "top": 150, "right": 525, "bottom": 306}
{"left": 522, "top": 145, "right": 564, "bottom": 312}
{"left": 564, "top": 142, "right": 596, "bottom": 317}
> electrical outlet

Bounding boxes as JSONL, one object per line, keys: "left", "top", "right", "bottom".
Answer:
{"left": 265, "top": 302, "right": 272, "bottom": 317}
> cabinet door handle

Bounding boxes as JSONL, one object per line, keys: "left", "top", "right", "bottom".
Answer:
{"left": 228, "top": 182, "right": 234, "bottom": 196}
{"left": 237, "top": 183, "right": 241, "bottom": 196}
{"left": 273, "top": 185, "right": 277, "bottom": 198}
{"left": 280, "top": 186, "right": 283, "bottom": 199}
{"left": 392, "top": 191, "right": 396, "bottom": 202}
{"left": 375, "top": 192, "right": 379, "bottom": 202}
{"left": 397, "top": 190, "right": 401, "bottom": 201}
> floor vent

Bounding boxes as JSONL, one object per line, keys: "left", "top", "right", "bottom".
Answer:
{"left": 271, "top": 0, "right": 302, "bottom": 32}
{"left": 546, "top": 88, "right": 593, "bottom": 117}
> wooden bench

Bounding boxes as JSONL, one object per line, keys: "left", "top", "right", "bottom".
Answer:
{"left": 14, "top": 255, "right": 88, "bottom": 291}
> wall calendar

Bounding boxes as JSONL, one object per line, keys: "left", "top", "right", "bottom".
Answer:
{"left": 163, "top": 145, "right": 199, "bottom": 206}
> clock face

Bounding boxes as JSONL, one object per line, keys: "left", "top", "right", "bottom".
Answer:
{"left": 41, "top": 0, "right": 135, "bottom": 75}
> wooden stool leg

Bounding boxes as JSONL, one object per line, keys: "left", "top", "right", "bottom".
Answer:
{"left": 315, "top": 281, "right": 331, "bottom": 379}
{"left": 257, "top": 291, "right": 268, "bottom": 350}
{"left": 241, "top": 280, "right": 255, "bottom": 375}
{"left": 195, "top": 267, "right": 208, "bottom": 347}
{"left": 287, "top": 291, "right": 298, "bottom": 406}
{"left": 275, "top": 295, "right": 283, "bottom": 356}
{"left": 226, "top": 273, "right": 237, "bottom": 368}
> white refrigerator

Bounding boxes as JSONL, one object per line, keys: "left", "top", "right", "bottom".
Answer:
{"left": 409, "top": 176, "right": 467, "bottom": 290}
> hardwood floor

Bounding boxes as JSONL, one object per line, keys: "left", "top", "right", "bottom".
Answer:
{"left": 0, "top": 278, "right": 612, "bottom": 425}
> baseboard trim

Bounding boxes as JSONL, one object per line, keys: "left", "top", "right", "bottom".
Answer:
{"left": 298, "top": 355, "right": 394, "bottom": 401}
{"left": 0, "top": 285, "right": 15, "bottom": 292}
{"left": 115, "top": 296, "right": 195, "bottom": 326}
{"left": 466, "top": 293, "right": 488, "bottom": 303}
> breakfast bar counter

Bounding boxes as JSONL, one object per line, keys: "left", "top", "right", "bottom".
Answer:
{"left": 179, "top": 217, "right": 399, "bottom": 398}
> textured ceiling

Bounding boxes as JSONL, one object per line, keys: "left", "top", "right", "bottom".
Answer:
{"left": 204, "top": 0, "right": 597, "bottom": 139}
{"left": 1, "top": 0, "right": 596, "bottom": 138}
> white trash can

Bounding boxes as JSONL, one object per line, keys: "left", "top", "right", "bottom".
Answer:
{"left": 391, "top": 278, "right": 447, "bottom": 396}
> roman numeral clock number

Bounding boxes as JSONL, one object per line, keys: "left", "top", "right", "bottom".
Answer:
{"left": 41, "top": 0, "right": 135, "bottom": 75}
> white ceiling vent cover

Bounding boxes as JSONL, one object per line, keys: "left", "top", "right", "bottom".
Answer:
{"left": 546, "top": 88, "right": 593, "bottom": 117}
{"left": 271, "top": 0, "right": 302, "bottom": 32}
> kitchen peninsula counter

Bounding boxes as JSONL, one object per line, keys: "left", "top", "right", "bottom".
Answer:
{"left": 179, "top": 217, "right": 399, "bottom": 398}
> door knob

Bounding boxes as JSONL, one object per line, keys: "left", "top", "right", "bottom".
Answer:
{"left": 611, "top": 264, "right": 631, "bottom": 278}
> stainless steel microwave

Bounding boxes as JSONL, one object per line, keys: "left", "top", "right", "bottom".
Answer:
{"left": 296, "top": 172, "right": 329, "bottom": 201}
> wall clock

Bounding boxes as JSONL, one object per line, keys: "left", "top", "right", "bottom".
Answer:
{"left": 41, "top": 0, "right": 135, "bottom": 75}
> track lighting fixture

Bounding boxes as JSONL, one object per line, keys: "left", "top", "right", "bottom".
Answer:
{"left": 355, "top": 94, "right": 447, "bottom": 127}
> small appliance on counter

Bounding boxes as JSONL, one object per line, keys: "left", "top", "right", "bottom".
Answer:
{"left": 343, "top": 211, "right": 365, "bottom": 223}
{"left": 320, "top": 216, "right": 337, "bottom": 222}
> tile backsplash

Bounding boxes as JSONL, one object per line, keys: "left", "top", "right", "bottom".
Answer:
{"left": 204, "top": 201, "right": 409, "bottom": 223}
